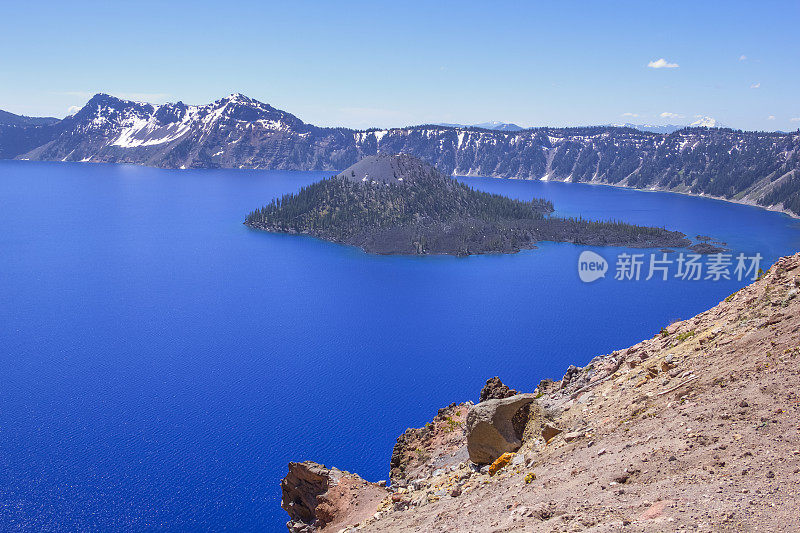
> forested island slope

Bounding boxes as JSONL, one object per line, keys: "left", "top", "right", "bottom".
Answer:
{"left": 244, "top": 154, "right": 690, "bottom": 255}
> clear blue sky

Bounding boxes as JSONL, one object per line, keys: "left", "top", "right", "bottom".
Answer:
{"left": 2, "top": 0, "right": 798, "bottom": 131}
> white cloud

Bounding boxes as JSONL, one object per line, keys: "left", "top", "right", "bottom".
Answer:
{"left": 739, "top": 55, "right": 747, "bottom": 61}
{"left": 621, "top": 112, "right": 639, "bottom": 117}
{"left": 66, "top": 105, "right": 81, "bottom": 116}
{"left": 791, "top": 118, "right": 800, "bottom": 123}
{"left": 750, "top": 82, "right": 761, "bottom": 89}
{"left": 647, "top": 58, "right": 679, "bottom": 69}
{"left": 660, "top": 112, "right": 684, "bottom": 119}
{"left": 768, "top": 115, "right": 776, "bottom": 120}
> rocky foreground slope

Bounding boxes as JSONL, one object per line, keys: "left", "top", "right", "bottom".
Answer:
{"left": 282, "top": 252, "right": 800, "bottom": 532}
{"left": 2, "top": 93, "right": 799, "bottom": 216}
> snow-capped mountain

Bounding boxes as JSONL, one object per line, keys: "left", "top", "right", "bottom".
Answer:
{"left": 3, "top": 93, "right": 800, "bottom": 214}
{"left": 20, "top": 93, "right": 326, "bottom": 169}
{"left": 689, "top": 116, "right": 727, "bottom": 128}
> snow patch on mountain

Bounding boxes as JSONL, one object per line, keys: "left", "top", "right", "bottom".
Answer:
{"left": 71, "top": 92, "right": 309, "bottom": 151}
{"left": 111, "top": 114, "right": 193, "bottom": 148}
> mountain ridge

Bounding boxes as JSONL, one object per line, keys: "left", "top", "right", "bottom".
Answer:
{"left": 0, "top": 109, "right": 59, "bottom": 127}
{"left": 437, "top": 121, "right": 524, "bottom": 132}
{"left": 610, "top": 123, "right": 686, "bottom": 134}
{"left": 3, "top": 93, "right": 800, "bottom": 216}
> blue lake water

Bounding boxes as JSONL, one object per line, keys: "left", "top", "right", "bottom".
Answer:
{"left": 1, "top": 160, "right": 799, "bottom": 531}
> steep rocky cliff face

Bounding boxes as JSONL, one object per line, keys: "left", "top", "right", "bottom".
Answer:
{"left": 282, "top": 252, "right": 800, "bottom": 531}
{"left": 4, "top": 93, "right": 800, "bottom": 215}
{"left": 281, "top": 462, "right": 388, "bottom": 532}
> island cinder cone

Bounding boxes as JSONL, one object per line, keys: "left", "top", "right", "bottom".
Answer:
{"left": 244, "top": 153, "right": 690, "bottom": 256}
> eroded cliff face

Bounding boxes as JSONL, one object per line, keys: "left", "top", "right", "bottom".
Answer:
{"left": 282, "top": 252, "right": 800, "bottom": 532}
{"left": 281, "top": 462, "right": 388, "bottom": 532}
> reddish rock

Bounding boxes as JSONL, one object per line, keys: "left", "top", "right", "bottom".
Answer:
{"left": 281, "top": 461, "right": 387, "bottom": 531}
{"left": 640, "top": 500, "right": 673, "bottom": 520}
{"left": 542, "top": 423, "right": 562, "bottom": 442}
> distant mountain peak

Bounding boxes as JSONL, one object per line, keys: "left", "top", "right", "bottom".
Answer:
{"left": 690, "top": 116, "right": 726, "bottom": 128}
{"left": 610, "top": 123, "right": 685, "bottom": 134}
{"left": 219, "top": 93, "right": 254, "bottom": 104}
{"left": 612, "top": 118, "right": 728, "bottom": 134}
{"left": 473, "top": 121, "right": 524, "bottom": 132}
{"left": 435, "top": 121, "right": 524, "bottom": 132}
{"left": 86, "top": 93, "right": 124, "bottom": 106}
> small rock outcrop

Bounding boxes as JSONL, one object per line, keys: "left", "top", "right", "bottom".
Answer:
{"left": 466, "top": 394, "right": 538, "bottom": 464}
{"left": 478, "top": 376, "right": 518, "bottom": 402}
{"left": 281, "top": 461, "right": 388, "bottom": 532}
{"left": 389, "top": 402, "right": 470, "bottom": 484}
{"left": 282, "top": 461, "right": 331, "bottom": 528}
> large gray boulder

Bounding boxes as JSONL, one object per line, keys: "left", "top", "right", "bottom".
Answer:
{"left": 466, "top": 393, "right": 537, "bottom": 464}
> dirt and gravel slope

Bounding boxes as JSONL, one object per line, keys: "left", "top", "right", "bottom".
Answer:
{"left": 284, "top": 252, "right": 800, "bottom": 532}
